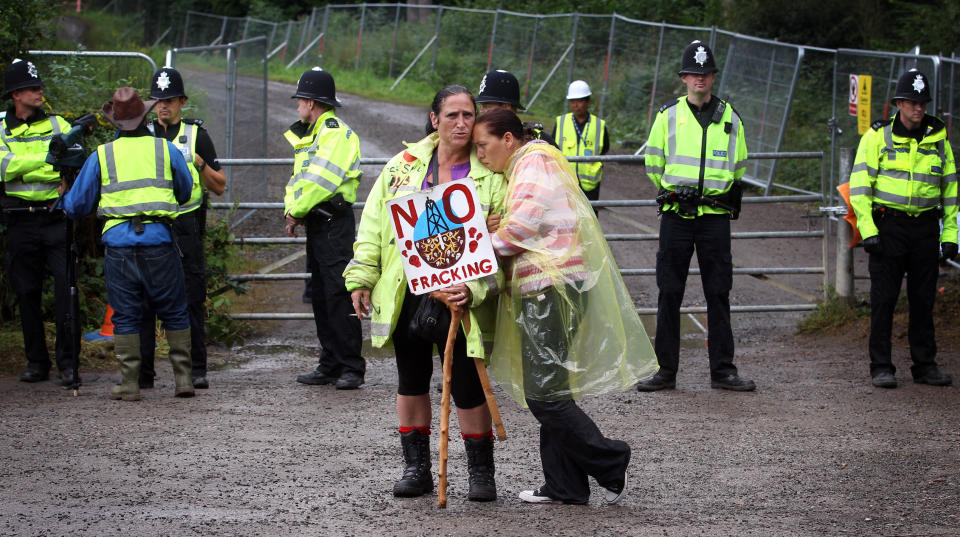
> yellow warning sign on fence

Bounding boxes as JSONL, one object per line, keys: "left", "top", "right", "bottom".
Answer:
{"left": 857, "top": 75, "right": 872, "bottom": 135}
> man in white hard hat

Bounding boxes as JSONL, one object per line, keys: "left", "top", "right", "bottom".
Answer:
{"left": 553, "top": 80, "right": 609, "bottom": 203}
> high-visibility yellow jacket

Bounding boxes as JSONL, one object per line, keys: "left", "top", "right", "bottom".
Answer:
{"left": 645, "top": 97, "right": 747, "bottom": 217}
{"left": 284, "top": 109, "right": 361, "bottom": 218}
{"left": 850, "top": 115, "right": 958, "bottom": 243}
{"left": 343, "top": 132, "right": 507, "bottom": 360}
{"left": 0, "top": 113, "right": 70, "bottom": 202}
{"left": 97, "top": 136, "right": 179, "bottom": 234}
{"left": 166, "top": 120, "right": 203, "bottom": 214}
{"left": 554, "top": 113, "right": 605, "bottom": 191}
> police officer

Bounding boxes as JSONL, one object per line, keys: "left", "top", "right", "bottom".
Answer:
{"left": 850, "top": 69, "right": 957, "bottom": 388}
{"left": 553, "top": 80, "right": 609, "bottom": 202}
{"left": 637, "top": 40, "right": 755, "bottom": 392}
{"left": 475, "top": 69, "right": 557, "bottom": 147}
{"left": 285, "top": 67, "right": 365, "bottom": 390}
{"left": 64, "top": 87, "right": 195, "bottom": 401}
{"left": 1, "top": 59, "right": 79, "bottom": 385}
{"left": 138, "top": 66, "right": 226, "bottom": 390}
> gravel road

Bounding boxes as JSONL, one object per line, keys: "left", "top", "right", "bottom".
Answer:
{"left": 1, "top": 73, "right": 956, "bottom": 537}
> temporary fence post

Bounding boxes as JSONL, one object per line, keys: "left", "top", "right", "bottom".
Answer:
{"left": 523, "top": 16, "right": 540, "bottom": 100}
{"left": 389, "top": 3, "right": 401, "bottom": 77}
{"left": 835, "top": 148, "right": 855, "bottom": 303}
{"left": 297, "top": 18, "right": 309, "bottom": 57}
{"left": 646, "top": 23, "right": 665, "bottom": 134}
{"left": 165, "top": 49, "right": 174, "bottom": 68}
{"left": 224, "top": 46, "right": 235, "bottom": 201}
{"left": 599, "top": 14, "right": 616, "bottom": 118}
{"left": 280, "top": 21, "right": 293, "bottom": 61}
{"left": 318, "top": 5, "right": 330, "bottom": 67}
{"left": 566, "top": 12, "right": 580, "bottom": 90}
{"left": 487, "top": 9, "right": 500, "bottom": 72}
{"left": 355, "top": 3, "right": 367, "bottom": 70}
{"left": 218, "top": 16, "right": 228, "bottom": 46}
{"left": 242, "top": 17, "right": 250, "bottom": 40}
{"left": 829, "top": 55, "right": 839, "bottom": 206}
{"left": 431, "top": 6, "right": 444, "bottom": 74}
{"left": 709, "top": 26, "right": 717, "bottom": 50}
{"left": 307, "top": 7, "right": 317, "bottom": 38}
{"left": 182, "top": 11, "right": 190, "bottom": 47}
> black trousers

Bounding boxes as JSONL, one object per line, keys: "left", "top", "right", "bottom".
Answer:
{"left": 654, "top": 211, "right": 736, "bottom": 379}
{"left": 867, "top": 213, "right": 941, "bottom": 377}
{"left": 4, "top": 210, "right": 78, "bottom": 374}
{"left": 306, "top": 210, "right": 364, "bottom": 377}
{"left": 141, "top": 209, "right": 208, "bottom": 378}
{"left": 522, "top": 285, "right": 629, "bottom": 504}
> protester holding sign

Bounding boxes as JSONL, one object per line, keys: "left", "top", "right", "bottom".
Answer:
{"left": 343, "top": 86, "right": 507, "bottom": 502}
{"left": 473, "top": 108, "right": 659, "bottom": 505}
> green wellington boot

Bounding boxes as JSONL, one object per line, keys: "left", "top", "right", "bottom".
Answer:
{"left": 167, "top": 328, "right": 195, "bottom": 398}
{"left": 110, "top": 334, "right": 142, "bottom": 401}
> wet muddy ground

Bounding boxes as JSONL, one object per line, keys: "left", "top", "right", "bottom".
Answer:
{"left": 1, "top": 75, "right": 958, "bottom": 536}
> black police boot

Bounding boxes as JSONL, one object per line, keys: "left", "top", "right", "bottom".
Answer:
{"left": 296, "top": 369, "right": 337, "bottom": 385}
{"left": 335, "top": 372, "right": 364, "bottom": 390}
{"left": 19, "top": 369, "right": 49, "bottom": 383}
{"left": 635, "top": 372, "right": 676, "bottom": 392}
{"left": 913, "top": 368, "right": 952, "bottom": 386}
{"left": 711, "top": 374, "right": 756, "bottom": 392}
{"left": 393, "top": 430, "right": 433, "bottom": 497}
{"left": 464, "top": 435, "right": 497, "bottom": 502}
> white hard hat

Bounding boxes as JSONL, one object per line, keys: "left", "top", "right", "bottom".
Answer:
{"left": 566, "top": 80, "right": 592, "bottom": 100}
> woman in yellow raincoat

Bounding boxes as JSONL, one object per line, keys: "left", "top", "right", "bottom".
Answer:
{"left": 473, "top": 108, "right": 658, "bottom": 505}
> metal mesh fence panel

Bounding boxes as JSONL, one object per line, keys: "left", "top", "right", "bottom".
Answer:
{"left": 717, "top": 35, "right": 803, "bottom": 188}
{"left": 939, "top": 56, "right": 960, "bottom": 163}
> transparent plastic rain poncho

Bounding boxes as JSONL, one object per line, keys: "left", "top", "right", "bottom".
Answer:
{"left": 489, "top": 141, "right": 659, "bottom": 404}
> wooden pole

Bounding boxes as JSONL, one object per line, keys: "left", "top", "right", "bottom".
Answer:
{"left": 473, "top": 358, "right": 506, "bottom": 441}
{"left": 437, "top": 307, "right": 463, "bottom": 508}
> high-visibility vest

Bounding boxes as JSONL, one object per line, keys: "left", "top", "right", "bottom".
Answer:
{"left": 0, "top": 114, "right": 70, "bottom": 202}
{"left": 554, "top": 113, "right": 605, "bottom": 191}
{"left": 96, "top": 136, "right": 179, "bottom": 234}
{"left": 160, "top": 120, "right": 202, "bottom": 214}
{"left": 645, "top": 97, "right": 747, "bottom": 217}
{"left": 849, "top": 116, "right": 958, "bottom": 243}
{"left": 283, "top": 109, "right": 361, "bottom": 218}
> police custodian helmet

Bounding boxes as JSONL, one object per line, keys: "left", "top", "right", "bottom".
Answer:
{"left": 678, "top": 40, "right": 718, "bottom": 76}
{"left": 3, "top": 58, "right": 44, "bottom": 100}
{"left": 292, "top": 67, "right": 341, "bottom": 107}
{"left": 476, "top": 69, "right": 525, "bottom": 111}
{"left": 892, "top": 69, "right": 932, "bottom": 104}
{"left": 149, "top": 67, "right": 187, "bottom": 100}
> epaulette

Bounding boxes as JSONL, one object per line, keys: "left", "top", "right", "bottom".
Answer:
{"left": 658, "top": 99, "right": 680, "bottom": 114}
{"left": 182, "top": 118, "right": 204, "bottom": 127}
{"left": 325, "top": 117, "right": 340, "bottom": 128}
{"left": 871, "top": 119, "right": 892, "bottom": 131}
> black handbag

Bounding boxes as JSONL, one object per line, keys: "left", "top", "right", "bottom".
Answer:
{"left": 409, "top": 295, "right": 452, "bottom": 342}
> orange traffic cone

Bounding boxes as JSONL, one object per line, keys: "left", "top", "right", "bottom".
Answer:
{"left": 84, "top": 304, "right": 115, "bottom": 342}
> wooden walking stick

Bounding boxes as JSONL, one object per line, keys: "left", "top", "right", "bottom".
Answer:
{"left": 473, "top": 358, "right": 506, "bottom": 441}
{"left": 437, "top": 304, "right": 463, "bottom": 508}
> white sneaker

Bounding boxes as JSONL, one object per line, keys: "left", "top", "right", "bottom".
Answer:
{"left": 603, "top": 471, "right": 627, "bottom": 505}
{"left": 518, "top": 488, "right": 558, "bottom": 504}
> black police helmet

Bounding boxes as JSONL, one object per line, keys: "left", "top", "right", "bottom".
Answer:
{"left": 3, "top": 58, "right": 44, "bottom": 100}
{"left": 292, "top": 67, "right": 341, "bottom": 107}
{"left": 678, "top": 40, "right": 718, "bottom": 76}
{"left": 476, "top": 69, "right": 525, "bottom": 111}
{"left": 892, "top": 69, "right": 932, "bottom": 104}
{"left": 149, "top": 67, "right": 187, "bottom": 100}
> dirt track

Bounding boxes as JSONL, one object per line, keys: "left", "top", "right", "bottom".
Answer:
{"left": 1, "top": 74, "right": 958, "bottom": 536}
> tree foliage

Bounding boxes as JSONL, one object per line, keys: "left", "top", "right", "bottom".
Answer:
{"left": 0, "top": 0, "right": 59, "bottom": 74}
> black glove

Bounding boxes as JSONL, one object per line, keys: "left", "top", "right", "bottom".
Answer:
{"left": 675, "top": 185, "right": 699, "bottom": 201}
{"left": 862, "top": 236, "right": 882, "bottom": 255}
{"left": 941, "top": 242, "right": 958, "bottom": 262}
{"left": 70, "top": 113, "right": 97, "bottom": 131}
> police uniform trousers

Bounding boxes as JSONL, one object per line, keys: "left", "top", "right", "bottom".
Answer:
{"left": 140, "top": 207, "right": 208, "bottom": 379}
{"left": 654, "top": 211, "right": 737, "bottom": 379}
{"left": 306, "top": 208, "right": 364, "bottom": 377}
{"left": 3, "top": 209, "right": 79, "bottom": 374}
{"left": 867, "top": 211, "right": 940, "bottom": 378}
{"left": 522, "top": 284, "right": 630, "bottom": 504}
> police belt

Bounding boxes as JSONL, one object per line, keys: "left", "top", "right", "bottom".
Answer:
{"left": 872, "top": 203, "right": 940, "bottom": 220}
{"left": 308, "top": 193, "right": 352, "bottom": 220}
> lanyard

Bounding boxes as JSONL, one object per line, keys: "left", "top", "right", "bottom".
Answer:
{"left": 572, "top": 115, "right": 589, "bottom": 146}
{"left": 426, "top": 150, "right": 439, "bottom": 188}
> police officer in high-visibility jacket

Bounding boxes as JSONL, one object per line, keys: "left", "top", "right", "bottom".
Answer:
{"left": 553, "top": 80, "right": 609, "bottom": 202}
{"left": 475, "top": 69, "right": 556, "bottom": 147}
{"left": 64, "top": 87, "right": 195, "bottom": 401}
{"left": 849, "top": 69, "right": 957, "bottom": 389}
{"left": 637, "top": 40, "right": 755, "bottom": 392}
{"left": 285, "top": 68, "right": 365, "bottom": 390}
{"left": 138, "top": 67, "right": 226, "bottom": 391}
{"left": 0, "top": 59, "right": 79, "bottom": 385}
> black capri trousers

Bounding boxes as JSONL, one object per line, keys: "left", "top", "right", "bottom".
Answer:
{"left": 392, "top": 291, "right": 486, "bottom": 410}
